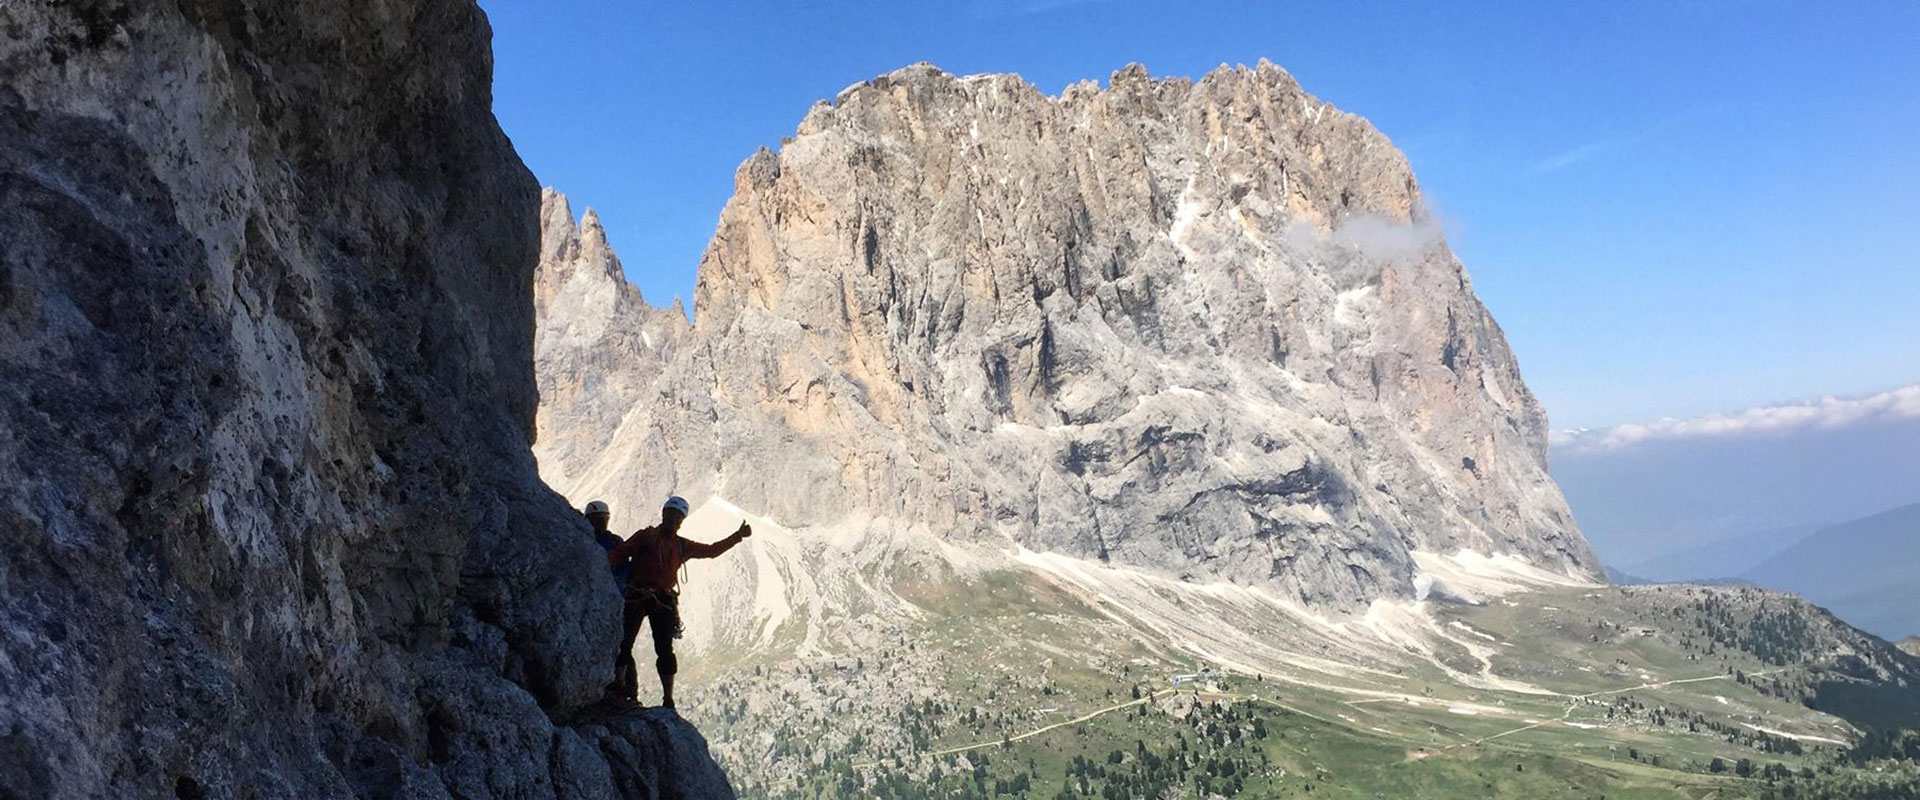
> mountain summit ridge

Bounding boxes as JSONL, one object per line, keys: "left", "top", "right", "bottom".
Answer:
{"left": 536, "top": 60, "right": 1598, "bottom": 611}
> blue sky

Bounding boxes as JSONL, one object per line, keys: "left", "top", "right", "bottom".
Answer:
{"left": 479, "top": 0, "right": 1919, "bottom": 430}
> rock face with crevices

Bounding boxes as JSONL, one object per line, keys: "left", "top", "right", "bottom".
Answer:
{"left": 536, "top": 61, "right": 1600, "bottom": 612}
{"left": 0, "top": 1, "right": 731, "bottom": 797}
{"left": 534, "top": 189, "right": 695, "bottom": 494}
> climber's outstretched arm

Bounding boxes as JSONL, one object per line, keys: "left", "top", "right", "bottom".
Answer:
{"left": 679, "top": 523, "right": 751, "bottom": 560}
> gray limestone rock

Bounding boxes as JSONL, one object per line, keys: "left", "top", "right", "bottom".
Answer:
{"left": 537, "top": 62, "right": 1599, "bottom": 612}
{"left": 0, "top": 1, "right": 732, "bottom": 797}
{"left": 535, "top": 189, "right": 694, "bottom": 494}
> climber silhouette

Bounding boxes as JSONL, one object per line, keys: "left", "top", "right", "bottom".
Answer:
{"left": 593, "top": 496, "right": 751, "bottom": 708}
{"left": 584, "top": 501, "right": 637, "bottom": 691}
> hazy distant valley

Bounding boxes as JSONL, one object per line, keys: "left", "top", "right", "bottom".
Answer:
{"left": 1553, "top": 398, "right": 1920, "bottom": 643}
{"left": 1601, "top": 502, "right": 1920, "bottom": 642}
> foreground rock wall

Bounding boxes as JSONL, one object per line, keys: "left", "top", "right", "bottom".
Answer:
{"left": 537, "top": 62, "right": 1598, "bottom": 611}
{"left": 0, "top": 1, "right": 730, "bottom": 797}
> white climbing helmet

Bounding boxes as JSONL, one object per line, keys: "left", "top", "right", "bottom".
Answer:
{"left": 584, "top": 500, "right": 609, "bottom": 516}
{"left": 662, "top": 496, "right": 690, "bottom": 516}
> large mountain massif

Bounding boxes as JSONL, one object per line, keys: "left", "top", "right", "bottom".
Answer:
{"left": 0, "top": 1, "right": 728, "bottom": 797}
{"left": 535, "top": 63, "right": 1920, "bottom": 799}
{"left": 536, "top": 62, "right": 1598, "bottom": 611}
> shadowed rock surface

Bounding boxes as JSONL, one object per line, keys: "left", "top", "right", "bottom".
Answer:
{"left": 536, "top": 62, "right": 1599, "bottom": 611}
{"left": 0, "top": 1, "right": 731, "bottom": 797}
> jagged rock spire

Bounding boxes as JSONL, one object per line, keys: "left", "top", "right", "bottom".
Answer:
{"left": 533, "top": 189, "right": 692, "bottom": 491}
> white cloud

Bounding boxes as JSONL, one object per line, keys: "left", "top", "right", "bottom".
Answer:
{"left": 1330, "top": 215, "right": 1447, "bottom": 261}
{"left": 1553, "top": 384, "right": 1920, "bottom": 452}
{"left": 970, "top": 0, "right": 1111, "bottom": 18}
{"left": 1527, "top": 103, "right": 1733, "bottom": 175}
{"left": 1284, "top": 214, "right": 1448, "bottom": 263}
{"left": 1530, "top": 137, "right": 1625, "bottom": 174}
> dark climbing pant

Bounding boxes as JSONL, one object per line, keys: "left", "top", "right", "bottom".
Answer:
{"left": 615, "top": 588, "right": 681, "bottom": 700}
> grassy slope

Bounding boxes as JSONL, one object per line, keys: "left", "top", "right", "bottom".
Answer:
{"left": 684, "top": 573, "right": 1920, "bottom": 799}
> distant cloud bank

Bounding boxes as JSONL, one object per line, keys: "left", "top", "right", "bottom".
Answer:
{"left": 1553, "top": 383, "right": 1920, "bottom": 452}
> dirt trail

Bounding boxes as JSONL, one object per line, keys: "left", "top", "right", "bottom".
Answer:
{"left": 1440, "top": 669, "right": 1785, "bottom": 751}
{"left": 855, "top": 667, "right": 1788, "bottom": 770}
{"left": 852, "top": 689, "right": 1178, "bottom": 768}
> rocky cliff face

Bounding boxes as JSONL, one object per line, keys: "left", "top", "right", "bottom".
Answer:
{"left": 534, "top": 189, "right": 694, "bottom": 495}
{"left": 0, "top": 2, "right": 730, "bottom": 797}
{"left": 536, "top": 61, "right": 1598, "bottom": 612}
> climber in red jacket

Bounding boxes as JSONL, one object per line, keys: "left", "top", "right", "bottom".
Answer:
{"left": 603, "top": 495, "right": 751, "bottom": 708}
